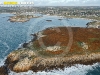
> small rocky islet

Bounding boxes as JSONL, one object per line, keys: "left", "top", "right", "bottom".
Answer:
{"left": 8, "top": 15, "right": 40, "bottom": 22}
{"left": 1, "top": 27, "right": 100, "bottom": 74}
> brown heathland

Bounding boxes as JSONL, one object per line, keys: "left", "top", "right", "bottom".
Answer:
{"left": 4, "top": 27, "right": 100, "bottom": 73}
{"left": 33, "top": 27, "right": 100, "bottom": 55}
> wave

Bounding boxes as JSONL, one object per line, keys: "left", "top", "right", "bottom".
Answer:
{"left": 9, "top": 63, "right": 99, "bottom": 75}
{"left": 17, "top": 43, "right": 24, "bottom": 49}
{"left": 0, "top": 57, "right": 7, "bottom": 67}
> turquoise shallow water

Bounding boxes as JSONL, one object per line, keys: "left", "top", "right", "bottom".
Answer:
{"left": 0, "top": 14, "right": 99, "bottom": 75}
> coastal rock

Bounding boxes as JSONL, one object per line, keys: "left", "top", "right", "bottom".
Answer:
{"left": 13, "top": 57, "right": 34, "bottom": 72}
{"left": 9, "top": 15, "right": 40, "bottom": 23}
{"left": 5, "top": 52, "right": 100, "bottom": 72}
{"left": 87, "top": 21, "right": 100, "bottom": 28}
{"left": 6, "top": 49, "right": 36, "bottom": 72}
{"left": 12, "top": 55, "right": 44, "bottom": 72}
{"left": 0, "top": 66, "right": 8, "bottom": 75}
{"left": 7, "top": 49, "right": 36, "bottom": 62}
{"left": 46, "top": 46, "right": 61, "bottom": 51}
{"left": 81, "top": 42, "right": 88, "bottom": 50}
{"left": 4, "top": 27, "right": 100, "bottom": 73}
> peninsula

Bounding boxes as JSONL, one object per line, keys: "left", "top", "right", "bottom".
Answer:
{"left": 1, "top": 27, "right": 100, "bottom": 75}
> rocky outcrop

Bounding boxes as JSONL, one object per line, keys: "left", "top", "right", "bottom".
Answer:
{"left": 86, "top": 21, "right": 100, "bottom": 28}
{"left": 9, "top": 15, "right": 40, "bottom": 22}
{"left": 46, "top": 46, "right": 61, "bottom": 51}
{"left": 13, "top": 57, "right": 34, "bottom": 72}
{"left": 4, "top": 27, "right": 100, "bottom": 73}
{"left": 9, "top": 16, "right": 29, "bottom": 22}
{"left": 0, "top": 66, "right": 9, "bottom": 75}
{"left": 5, "top": 52, "right": 100, "bottom": 72}
{"left": 81, "top": 42, "right": 88, "bottom": 50}
{"left": 5, "top": 49, "right": 36, "bottom": 72}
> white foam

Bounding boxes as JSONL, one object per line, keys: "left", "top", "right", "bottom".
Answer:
{"left": 0, "top": 59, "right": 5, "bottom": 67}
{"left": 0, "top": 57, "right": 7, "bottom": 67}
{"left": 17, "top": 43, "right": 23, "bottom": 49}
{"left": 9, "top": 63, "right": 99, "bottom": 75}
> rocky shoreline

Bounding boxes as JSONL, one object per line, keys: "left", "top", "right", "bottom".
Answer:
{"left": 1, "top": 27, "right": 100, "bottom": 74}
{"left": 86, "top": 21, "right": 100, "bottom": 28}
{"left": 8, "top": 15, "right": 40, "bottom": 22}
{"left": 5, "top": 52, "right": 100, "bottom": 73}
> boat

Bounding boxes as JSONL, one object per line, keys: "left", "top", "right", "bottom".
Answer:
{"left": 58, "top": 19, "right": 63, "bottom": 20}
{"left": 46, "top": 20, "right": 52, "bottom": 21}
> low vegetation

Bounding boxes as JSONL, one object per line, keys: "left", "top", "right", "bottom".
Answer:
{"left": 33, "top": 27, "right": 100, "bottom": 55}
{"left": 4, "top": 27, "right": 100, "bottom": 73}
